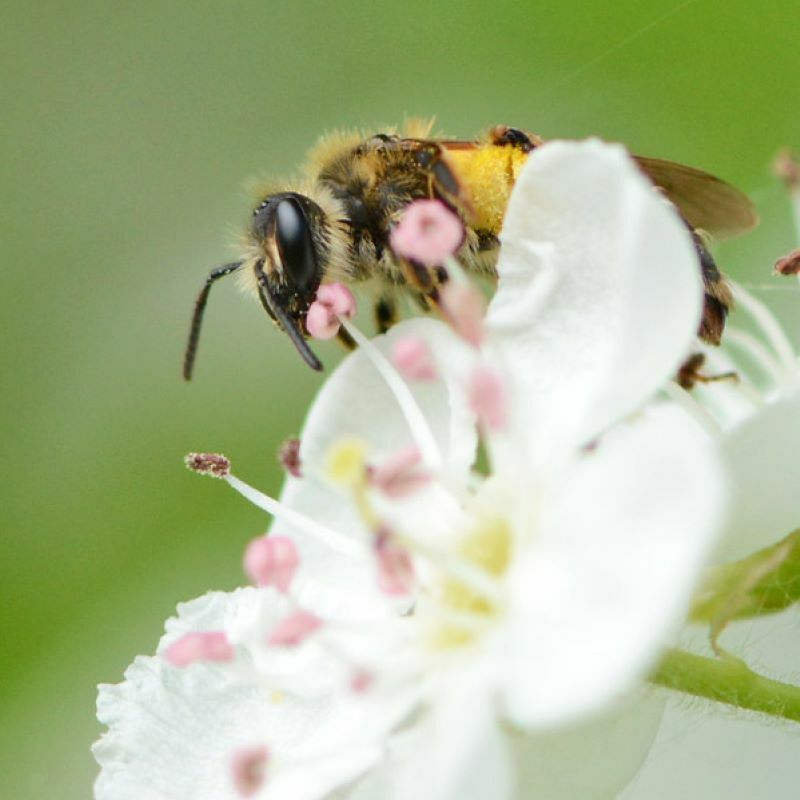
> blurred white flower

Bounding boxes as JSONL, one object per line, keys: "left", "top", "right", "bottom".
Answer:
{"left": 94, "top": 141, "right": 726, "bottom": 800}
{"left": 620, "top": 147, "right": 800, "bottom": 800}
{"left": 673, "top": 280, "right": 800, "bottom": 561}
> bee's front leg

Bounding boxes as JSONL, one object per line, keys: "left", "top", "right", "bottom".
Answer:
{"left": 677, "top": 352, "right": 738, "bottom": 390}
{"left": 374, "top": 295, "right": 398, "bottom": 335}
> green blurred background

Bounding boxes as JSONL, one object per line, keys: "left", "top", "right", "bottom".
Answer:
{"left": 2, "top": 1, "right": 799, "bottom": 797}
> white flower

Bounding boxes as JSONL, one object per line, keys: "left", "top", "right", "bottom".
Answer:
{"left": 720, "top": 382, "right": 800, "bottom": 560}
{"left": 618, "top": 159, "right": 800, "bottom": 798}
{"left": 622, "top": 286, "right": 800, "bottom": 799}
{"left": 93, "top": 588, "right": 396, "bottom": 800}
{"left": 249, "top": 142, "right": 724, "bottom": 795}
{"left": 94, "top": 140, "right": 726, "bottom": 800}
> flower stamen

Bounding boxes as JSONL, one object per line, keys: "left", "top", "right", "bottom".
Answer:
{"left": 724, "top": 327, "right": 788, "bottom": 388}
{"left": 184, "top": 452, "right": 231, "bottom": 478}
{"left": 389, "top": 199, "right": 464, "bottom": 267}
{"left": 437, "top": 281, "right": 486, "bottom": 347}
{"left": 340, "top": 317, "right": 444, "bottom": 472}
{"left": 231, "top": 745, "right": 269, "bottom": 798}
{"left": 267, "top": 611, "right": 323, "bottom": 647}
{"left": 277, "top": 437, "right": 303, "bottom": 478}
{"left": 468, "top": 364, "right": 508, "bottom": 431}
{"left": 663, "top": 382, "right": 723, "bottom": 437}
{"left": 326, "top": 438, "right": 382, "bottom": 528}
{"left": 306, "top": 284, "right": 357, "bottom": 340}
{"left": 163, "top": 631, "right": 235, "bottom": 667}
{"left": 730, "top": 282, "right": 798, "bottom": 378}
{"left": 243, "top": 535, "right": 299, "bottom": 592}
{"left": 220, "top": 466, "right": 368, "bottom": 559}
{"left": 395, "top": 529, "right": 504, "bottom": 607}
{"left": 368, "top": 445, "right": 431, "bottom": 498}
{"left": 374, "top": 528, "right": 416, "bottom": 595}
{"left": 392, "top": 336, "right": 438, "bottom": 381}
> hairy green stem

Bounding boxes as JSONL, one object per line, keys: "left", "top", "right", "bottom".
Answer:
{"left": 651, "top": 648, "right": 800, "bottom": 723}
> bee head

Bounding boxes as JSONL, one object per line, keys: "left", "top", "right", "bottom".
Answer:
{"left": 182, "top": 192, "right": 330, "bottom": 381}
{"left": 250, "top": 192, "right": 329, "bottom": 370}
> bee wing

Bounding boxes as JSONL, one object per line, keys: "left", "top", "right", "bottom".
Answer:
{"left": 634, "top": 156, "right": 758, "bottom": 239}
{"left": 402, "top": 141, "right": 757, "bottom": 239}
{"left": 436, "top": 139, "right": 482, "bottom": 151}
{"left": 390, "top": 138, "right": 480, "bottom": 152}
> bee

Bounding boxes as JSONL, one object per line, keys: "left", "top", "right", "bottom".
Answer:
{"left": 183, "top": 120, "right": 758, "bottom": 378}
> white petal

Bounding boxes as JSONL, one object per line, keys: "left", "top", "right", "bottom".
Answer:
{"left": 161, "top": 586, "right": 275, "bottom": 645}
{"left": 487, "top": 139, "right": 702, "bottom": 458}
{"left": 502, "top": 404, "right": 724, "bottom": 726}
{"left": 274, "top": 319, "right": 477, "bottom": 610}
{"left": 718, "top": 385, "right": 800, "bottom": 560}
{"left": 94, "top": 652, "right": 278, "bottom": 800}
{"left": 94, "top": 590, "right": 381, "bottom": 800}
{"left": 348, "top": 686, "right": 664, "bottom": 800}
{"left": 350, "top": 666, "right": 513, "bottom": 800}
{"left": 511, "top": 690, "right": 665, "bottom": 800}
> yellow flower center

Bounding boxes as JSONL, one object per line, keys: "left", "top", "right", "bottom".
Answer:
{"left": 324, "top": 438, "right": 517, "bottom": 651}
{"left": 326, "top": 438, "right": 369, "bottom": 488}
{"left": 430, "top": 513, "right": 513, "bottom": 649}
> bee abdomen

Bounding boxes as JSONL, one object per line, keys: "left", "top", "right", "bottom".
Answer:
{"left": 692, "top": 230, "right": 732, "bottom": 345}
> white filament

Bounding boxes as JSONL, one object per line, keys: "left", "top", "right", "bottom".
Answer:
{"left": 225, "top": 474, "right": 368, "bottom": 559}
{"left": 730, "top": 282, "right": 797, "bottom": 377}
{"left": 663, "top": 381, "right": 722, "bottom": 438}
{"left": 341, "top": 318, "right": 444, "bottom": 473}
{"left": 724, "top": 327, "right": 787, "bottom": 388}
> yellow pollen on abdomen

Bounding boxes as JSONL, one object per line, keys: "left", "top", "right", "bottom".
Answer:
{"left": 447, "top": 146, "right": 529, "bottom": 234}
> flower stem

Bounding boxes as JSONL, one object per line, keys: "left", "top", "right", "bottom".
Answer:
{"left": 651, "top": 648, "right": 800, "bottom": 724}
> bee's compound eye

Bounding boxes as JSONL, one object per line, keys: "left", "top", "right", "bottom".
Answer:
{"left": 275, "top": 198, "right": 318, "bottom": 290}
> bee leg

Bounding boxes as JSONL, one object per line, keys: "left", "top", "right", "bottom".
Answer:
{"left": 336, "top": 326, "right": 357, "bottom": 351}
{"left": 677, "top": 352, "right": 738, "bottom": 390}
{"left": 412, "top": 144, "right": 474, "bottom": 218}
{"left": 691, "top": 229, "right": 734, "bottom": 345}
{"left": 393, "top": 259, "right": 449, "bottom": 318}
{"left": 391, "top": 242, "right": 450, "bottom": 304}
{"left": 394, "top": 254, "right": 436, "bottom": 294}
{"left": 414, "top": 291, "right": 437, "bottom": 313}
{"left": 374, "top": 295, "right": 398, "bottom": 334}
{"left": 488, "top": 125, "right": 540, "bottom": 152}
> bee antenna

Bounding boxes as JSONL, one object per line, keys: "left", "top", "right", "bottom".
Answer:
{"left": 183, "top": 261, "right": 243, "bottom": 381}
{"left": 254, "top": 261, "right": 324, "bottom": 372}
